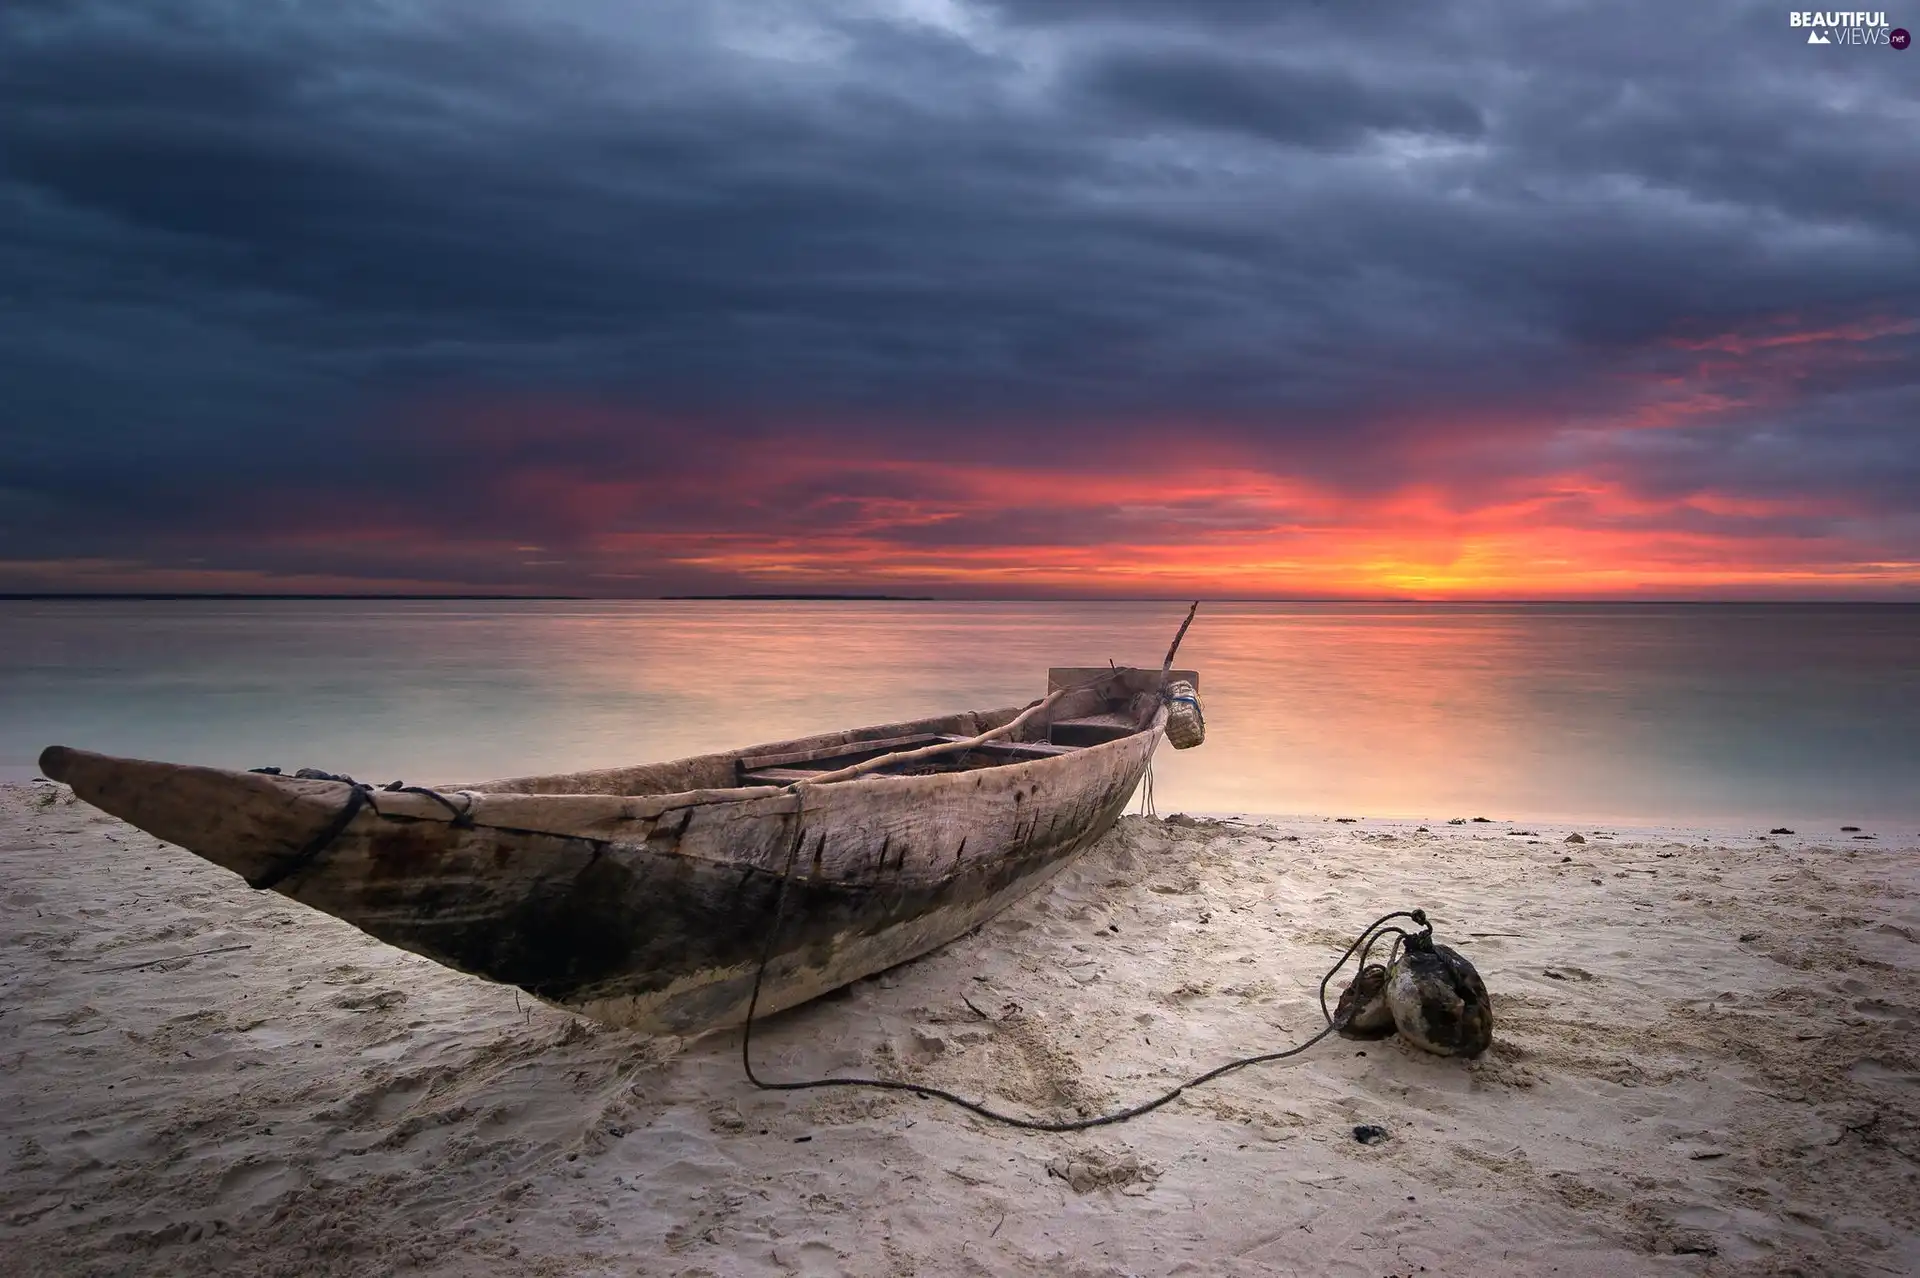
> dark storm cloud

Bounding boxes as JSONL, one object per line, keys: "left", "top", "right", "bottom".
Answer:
{"left": 983, "top": 0, "right": 1381, "bottom": 27}
{"left": 0, "top": 0, "right": 1914, "bottom": 591}
{"left": 1073, "top": 48, "right": 1485, "bottom": 149}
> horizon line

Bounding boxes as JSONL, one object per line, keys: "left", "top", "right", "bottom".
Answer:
{"left": 2, "top": 592, "right": 1916, "bottom": 605}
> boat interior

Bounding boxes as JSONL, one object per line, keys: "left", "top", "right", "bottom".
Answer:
{"left": 461, "top": 667, "right": 1198, "bottom": 796}
{"left": 732, "top": 666, "right": 1199, "bottom": 787}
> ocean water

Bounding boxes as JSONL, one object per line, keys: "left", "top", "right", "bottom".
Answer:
{"left": 1, "top": 600, "right": 1915, "bottom": 828}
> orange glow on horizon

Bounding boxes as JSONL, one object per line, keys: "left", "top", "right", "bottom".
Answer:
{"left": 7, "top": 311, "right": 1914, "bottom": 599}
{"left": 10, "top": 447, "right": 1911, "bottom": 598}
{"left": 573, "top": 456, "right": 1918, "bottom": 598}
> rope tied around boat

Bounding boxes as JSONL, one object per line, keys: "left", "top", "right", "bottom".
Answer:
{"left": 245, "top": 781, "right": 374, "bottom": 891}
{"left": 241, "top": 769, "right": 478, "bottom": 890}
{"left": 389, "top": 782, "right": 480, "bottom": 828}
{"left": 740, "top": 789, "right": 1435, "bottom": 1130}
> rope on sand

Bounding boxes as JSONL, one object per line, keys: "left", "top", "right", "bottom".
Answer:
{"left": 739, "top": 796, "right": 1432, "bottom": 1132}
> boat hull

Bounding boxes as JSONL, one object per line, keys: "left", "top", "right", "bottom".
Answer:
{"left": 40, "top": 698, "right": 1162, "bottom": 1036}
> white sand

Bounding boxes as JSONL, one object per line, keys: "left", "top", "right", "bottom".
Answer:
{"left": 3, "top": 783, "right": 1917, "bottom": 1277}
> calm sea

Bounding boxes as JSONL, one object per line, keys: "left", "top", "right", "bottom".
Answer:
{"left": 1, "top": 600, "right": 1914, "bottom": 828}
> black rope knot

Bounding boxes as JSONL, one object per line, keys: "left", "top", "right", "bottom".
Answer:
{"left": 246, "top": 783, "right": 374, "bottom": 891}
{"left": 394, "top": 784, "right": 478, "bottom": 828}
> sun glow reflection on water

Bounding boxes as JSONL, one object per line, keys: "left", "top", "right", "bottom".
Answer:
{"left": 1, "top": 600, "right": 1914, "bottom": 827}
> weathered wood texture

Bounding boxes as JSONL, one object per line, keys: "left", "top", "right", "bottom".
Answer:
{"left": 465, "top": 707, "right": 1024, "bottom": 797}
{"left": 39, "top": 676, "right": 1171, "bottom": 1037}
{"left": 1046, "top": 668, "right": 1199, "bottom": 694}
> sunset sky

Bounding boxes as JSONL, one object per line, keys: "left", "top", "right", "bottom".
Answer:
{"left": 3, "top": 1, "right": 1915, "bottom": 598}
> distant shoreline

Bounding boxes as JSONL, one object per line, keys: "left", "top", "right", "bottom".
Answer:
{"left": 1, "top": 593, "right": 1914, "bottom": 604}
{"left": 0, "top": 593, "right": 592, "bottom": 601}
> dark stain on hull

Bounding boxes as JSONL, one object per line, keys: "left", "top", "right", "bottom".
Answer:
{"left": 331, "top": 769, "right": 1142, "bottom": 1028}
{"left": 365, "top": 820, "right": 445, "bottom": 880}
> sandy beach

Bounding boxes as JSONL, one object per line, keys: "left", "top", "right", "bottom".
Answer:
{"left": 3, "top": 782, "right": 1916, "bottom": 1277}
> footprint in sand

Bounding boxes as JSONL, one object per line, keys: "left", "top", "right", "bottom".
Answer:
{"left": 1850, "top": 998, "right": 1915, "bottom": 1026}
{"left": 1045, "top": 1147, "right": 1159, "bottom": 1195}
{"left": 331, "top": 990, "right": 406, "bottom": 1013}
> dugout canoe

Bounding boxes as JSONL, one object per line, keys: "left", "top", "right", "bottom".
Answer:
{"left": 37, "top": 664, "right": 1198, "bottom": 1037}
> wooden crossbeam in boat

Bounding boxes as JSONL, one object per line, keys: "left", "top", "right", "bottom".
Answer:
{"left": 735, "top": 767, "right": 826, "bottom": 785}
{"left": 934, "top": 735, "right": 1078, "bottom": 758}
{"left": 736, "top": 733, "right": 946, "bottom": 773}
{"left": 740, "top": 735, "right": 1079, "bottom": 786}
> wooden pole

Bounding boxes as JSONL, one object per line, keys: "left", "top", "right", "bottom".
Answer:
{"left": 1160, "top": 601, "right": 1199, "bottom": 688}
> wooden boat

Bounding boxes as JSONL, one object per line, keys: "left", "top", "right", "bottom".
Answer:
{"left": 38, "top": 664, "right": 1198, "bottom": 1037}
